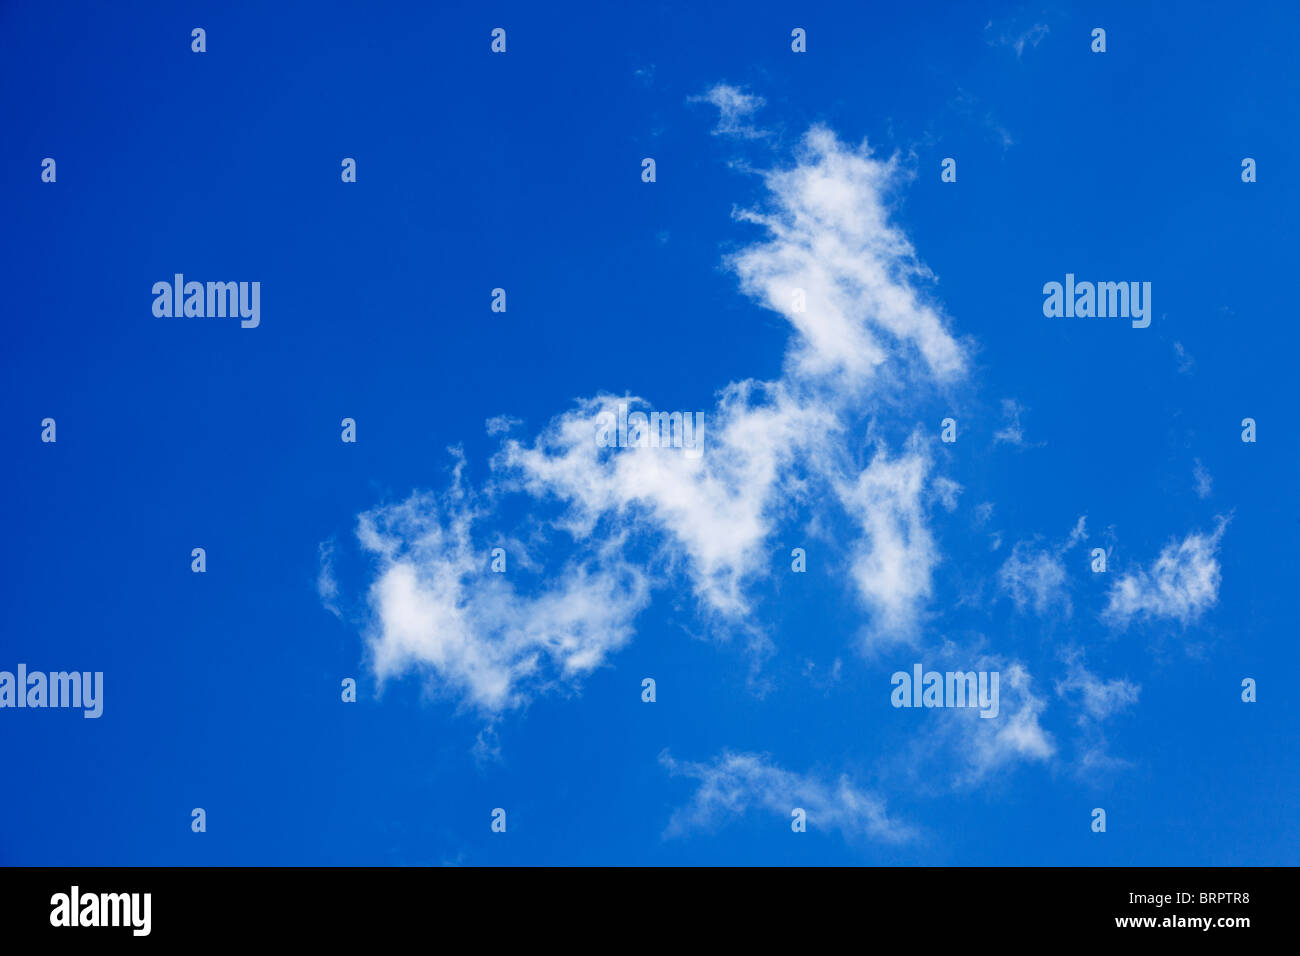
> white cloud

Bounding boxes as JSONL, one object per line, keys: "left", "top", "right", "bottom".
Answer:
{"left": 957, "top": 662, "right": 1055, "bottom": 783}
{"left": 358, "top": 479, "right": 651, "bottom": 714}
{"left": 1193, "top": 459, "right": 1213, "bottom": 499}
{"left": 500, "top": 386, "right": 833, "bottom": 618}
{"left": 1104, "top": 520, "right": 1228, "bottom": 628}
{"left": 993, "top": 398, "right": 1038, "bottom": 447}
{"left": 659, "top": 749, "right": 914, "bottom": 842}
{"left": 997, "top": 517, "right": 1087, "bottom": 617}
{"left": 932, "top": 476, "right": 963, "bottom": 512}
{"left": 1053, "top": 649, "right": 1140, "bottom": 776}
{"left": 343, "top": 122, "right": 972, "bottom": 717}
{"left": 500, "top": 126, "right": 967, "bottom": 626}
{"left": 485, "top": 414, "right": 522, "bottom": 436}
{"left": 1076, "top": 742, "right": 1131, "bottom": 775}
{"left": 888, "top": 647, "right": 1056, "bottom": 788}
{"left": 1067, "top": 516, "right": 1088, "bottom": 547}
{"left": 729, "top": 126, "right": 967, "bottom": 386}
{"left": 1056, "top": 660, "right": 1140, "bottom": 724}
{"left": 986, "top": 20, "right": 1050, "bottom": 58}
{"left": 907, "top": 658, "right": 1055, "bottom": 787}
{"left": 689, "top": 84, "right": 768, "bottom": 138}
{"left": 839, "top": 438, "right": 939, "bottom": 649}
{"left": 317, "top": 540, "right": 340, "bottom": 618}
{"left": 998, "top": 543, "right": 1069, "bottom": 616}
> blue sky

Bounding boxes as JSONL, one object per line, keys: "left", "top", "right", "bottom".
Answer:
{"left": 2, "top": 0, "right": 1297, "bottom": 865}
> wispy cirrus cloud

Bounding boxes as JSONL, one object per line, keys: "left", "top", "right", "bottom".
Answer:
{"left": 688, "top": 83, "right": 768, "bottom": 139}
{"left": 996, "top": 516, "right": 1087, "bottom": 617}
{"left": 884, "top": 644, "right": 1057, "bottom": 790}
{"left": 357, "top": 464, "right": 652, "bottom": 714}
{"left": 1056, "top": 653, "right": 1140, "bottom": 724}
{"left": 501, "top": 121, "right": 968, "bottom": 627}
{"left": 993, "top": 398, "right": 1041, "bottom": 447}
{"left": 839, "top": 435, "right": 941, "bottom": 650}
{"left": 1054, "top": 648, "right": 1141, "bottom": 776}
{"left": 317, "top": 539, "right": 341, "bottom": 618}
{"left": 343, "top": 109, "right": 975, "bottom": 719}
{"left": 332, "top": 92, "right": 1106, "bottom": 833}
{"left": 952, "top": 660, "right": 1056, "bottom": 785}
{"left": 984, "top": 19, "right": 1050, "bottom": 58}
{"left": 999, "top": 542, "right": 1070, "bottom": 616}
{"left": 498, "top": 385, "right": 833, "bottom": 620}
{"left": 1193, "top": 459, "right": 1213, "bottom": 499}
{"left": 1103, "top": 519, "right": 1229, "bottom": 629}
{"left": 728, "top": 125, "right": 967, "bottom": 385}
{"left": 659, "top": 749, "right": 915, "bottom": 842}
{"left": 314, "top": 81, "right": 1238, "bottom": 854}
